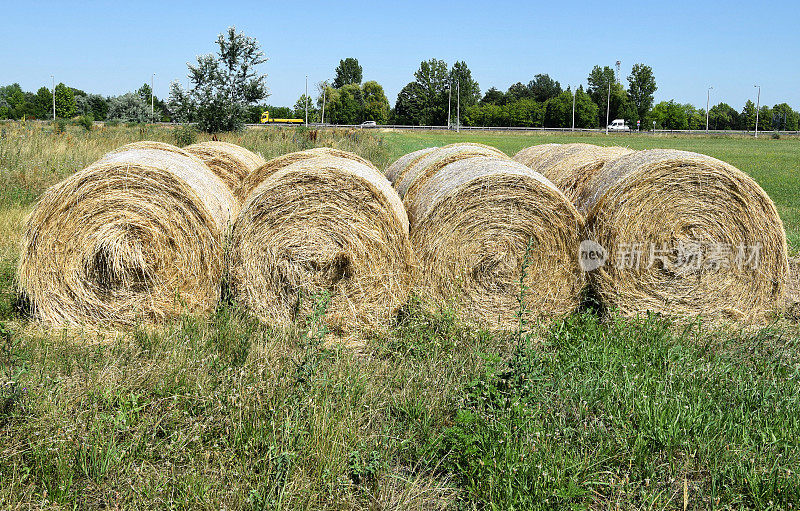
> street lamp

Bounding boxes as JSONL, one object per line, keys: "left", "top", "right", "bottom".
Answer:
{"left": 753, "top": 85, "right": 761, "bottom": 138}
{"left": 447, "top": 83, "right": 451, "bottom": 129}
{"left": 706, "top": 86, "right": 713, "bottom": 133}
{"left": 151, "top": 73, "right": 156, "bottom": 123}
{"left": 456, "top": 80, "right": 460, "bottom": 133}
{"left": 51, "top": 75, "right": 55, "bottom": 120}
{"left": 305, "top": 75, "right": 308, "bottom": 126}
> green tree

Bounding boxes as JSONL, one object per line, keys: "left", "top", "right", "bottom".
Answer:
{"left": 76, "top": 94, "right": 109, "bottom": 121}
{"left": 481, "top": 87, "right": 505, "bottom": 105}
{"left": 394, "top": 82, "right": 427, "bottom": 125}
{"left": 293, "top": 94, "right": 318, "bottom": 121}
{"left": 413, "top": 58, "right": 449, "bottom": 125}
{"left": 708, "top": 102, "right": 739, "bottom": 130}
{"left": 587, "top": 66, "right": 630, "bottom": 126}
{"left": 54, "top": 82, "right": 76, "bottom": 119}
{"left": 361, "top": 80, "right": 389, "bottom": 124}
{"left": 34, "top": 87, "right": 53, "bottom": 119}
{"left": 543, "top": 89, "right": 573, "bottom": 128}
{"left": 107, "top": 93, "right": 149, "bottom": 122}
{"left": 651, "top": 100, "right": 687, "bottom": 130}
{"left": 772, "top": 103, "right": 799, "bottom": 131}
{"left": 326, "top": 83, "right": 363, "bottom": 124}
{"left": 740, "top": 100, "right": 757, "bottom": 130}
{"left": 626, "top": 63, "right": 657, "bottom": 124}
{"left": 757, "top": 105, "right": 772, "bottom": 131}
{"left": 574, "top": 86, "right": 599, "bottom": 129}
{"left": 182, "top": 27, "right": 269, "bottom": 132}
{"left": 333, "top": 58, "right": 363, "bottom": 88}
{"left": 528, "top": 74, "right": 562, "bottom": 103}
{"left": 449, "top": 61, "right": 481, "bottom": 116}
{"left": 683, "top": 104, "right": 705, "bottom": 130}
{"left": 506, "top": 82, "right": 532, "bottom": 102}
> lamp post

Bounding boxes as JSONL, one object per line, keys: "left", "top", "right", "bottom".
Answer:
{"left": 605, "top": 82, "right": 611, "bottom": 135}
{"left": 305, "top": 75, "right": 308, "bottom": 126}
{"left": 571, "top": 86, "right": 575, "bottom": 132}
{"left": 321, "top": 83, "right": 326, "bottom": 125}
{"left": 753, "top": 85, "right": 761, "bottom": 138}
{"left": 151, "top": 73, "right": 155, "bottom": 123}
{"left": 456, "top": 80, "right": 460, "bottom": 133}
{"left": 51, "top": 75, "right": 55, "bottom": 120}
{"left": 447, "top": 83, "right": 451, "bottom": 129}
{"left": 706, "top": 86, "right": 713, "bottom": 133}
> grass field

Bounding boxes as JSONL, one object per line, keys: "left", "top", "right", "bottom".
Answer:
{"left": 1, "top": 122, "right": 799, "bottom": 509}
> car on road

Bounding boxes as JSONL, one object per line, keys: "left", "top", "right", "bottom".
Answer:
{"left": 360, "top": 120, "right": 377, "bottom": 128}
{"left": 607, "top": 119, "right": 630, "bottom": 131}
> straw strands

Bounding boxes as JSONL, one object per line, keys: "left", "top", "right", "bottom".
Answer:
{"left": 228, "top": 155, "right": 413, "bottom": 332}
{"left": 512, "top": 143, "right": 562, "bottom": 169}
{"left": 405, "top": 156, "right": 584, "bottom": 329}
{"left": 237, "top": 147, "right": 376, "bottom": 201}
{"left": 583, "top": 149, "right": 788, "bottom": 320}
{"left": 18, "top": 144, "right": 237, "bottom": 327}
{"left": 384, "top": 147, "right": 437, "bottom": 185}
{"left": 185, "top": 141, "right": 266, "bottom": 194}
{"left": 514, "top": 143, "right": 633, "bottom": 210}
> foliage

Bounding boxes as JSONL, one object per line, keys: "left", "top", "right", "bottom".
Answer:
{"left": 481, "top": 87, "right": 506, "bottom": 105}
{"left": 543, "top": 89, "right": 573, "bottom": 128}
{"left": 361, "top": 80, "right": 390, "bottom": 124}
{"left": 172, "top": 124, "right": 198, "bottom": 147}
{"left": 53, "top": 83, "right": 75, "bottom": 119}
{"left": 626, "top": 63, "right": 657, "bottom": 124}
{"left": 651, "top": 100, "right": 688, "bottom": 129}
{"left": 708, "top": 102, "right": 740, "bottom": 130}
{"left": 179, "top": 27, "right": 269, "bottom": 132}
{"left": 528, "top": 73, "right": 562, "bottom": 103}
{"left": 587, "top": 66, "right": 634, "bottom": 126}
{"left": 292, "top": 94, "right": 316, "bottom": 122}
{"left": 449, "top": 60, "right": 481, "bottom": 113}
{"left": 772, "top": 103, "right": 799, "bottom": 131}
{"left": 75, "top": 94, "right": 108, "bottom": 121}
{"left": 394, "top": 82, "right": 427, "bottom": 125}
{"left": 75, "top": 114, "right": 94, "bottom": 132}
{"left": 106, "top": 93, "right": 149, "bottom": 123}
{"left": 332, "top": 57, "right": 363, "bottom": 88}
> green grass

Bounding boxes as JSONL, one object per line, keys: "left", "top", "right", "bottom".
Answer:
{"left": 1, "top": 123, "right": 799, "bottom": 509}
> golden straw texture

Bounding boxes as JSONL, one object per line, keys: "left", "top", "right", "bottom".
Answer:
{"left": 237, "top": 147, "right": 376, "bottom": 201}
{"left": 18, "top": 145, "right": 237, "bottom": 327}
{"left": 515, "top": 143, "right": 633, "bottom": 210}
{"left": 511, "top": 143, "right": 562, "bottom": 169}
{"left": 406, "top": 155, "right": 584, "bottom": 330}
{"left": 229, "top": 155, "right": 413, "bottom": 332}
{"left": 583, "top": 149, "right": 789, "bottom": 321}
{"left": 384, "top": 147, "right": 438, "bottom": 185}
{"left": 185, "top": 141, "right": 266, "bottom": 194}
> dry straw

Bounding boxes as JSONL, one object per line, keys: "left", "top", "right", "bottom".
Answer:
{"left": 229, "top": 155, "right": 413, "bottom": 333}
{"left": 18, "top": 143, "right": 237, "bottom": 327}
{"left": 185, "top": 141, "right": 266, "bottom": 194}
{"left": 393, "top": 144, "right": 509, "bottom": 222}
{"left": 405, "top": 155, "right": 584, "bottom": 330}
{"left": 583, "top": 149, "right": 789, "bottom": 321}
{"left": 384, "top": 147, "right": 437, "bottom": 184}
{"left": 237, "top": 146, "right": 376, "bottom": 201}
{"left": 514, "top": 143, "right": 633, "bottom": 210}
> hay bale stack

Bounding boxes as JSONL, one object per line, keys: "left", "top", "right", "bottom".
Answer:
{"left": 229, "top": 156, "right": 413, "bottom": 332}
{"left": 236, "top": 147, "right": 376, "bottom": 201}
{"left": 407, "top": 156, "right": 584, "bottom": 329}
{"left": 185, "top": 141, "right": 266, "bottom": 194}
{"left": 393, "top": 144, "right": 509, "bottom": 220}
{"left": 512, "top": 143, "right": 562, "bottom": 169}
{"left": 516, "top": 144, "right": 634, "bottom": 209}
{"left": 385, "top": 147, "right": 437, "bottom": 184}
{"left": 18, "top": 145, "right": 237, "bottom": 327}
{"left": 583, "top": 149, "right": 788, "bottom": 320}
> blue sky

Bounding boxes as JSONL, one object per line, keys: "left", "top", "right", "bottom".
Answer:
{"left": 3, "top": 0, "right": 799, "bottom": 110}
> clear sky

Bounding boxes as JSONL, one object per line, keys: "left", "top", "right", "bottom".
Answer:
{"left": 3, "top": 0, "right": 798, "bottom": 110}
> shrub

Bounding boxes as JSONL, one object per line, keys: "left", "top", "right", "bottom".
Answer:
{"left": 54, "top": 118, "right": 67, "bottom": 134}
{"left": 76, "top": 114, "right": 93, "bottom": 132}
{"left": 173, "top": 124, "right": 198, "bottom": 147}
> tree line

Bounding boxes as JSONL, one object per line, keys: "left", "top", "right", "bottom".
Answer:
{"left": 3, "top": 27, "right": 798, "bottom": 132}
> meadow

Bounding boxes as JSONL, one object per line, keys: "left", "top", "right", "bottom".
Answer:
{"left": 1, "top": 122, "right": 799, "bottom": 509}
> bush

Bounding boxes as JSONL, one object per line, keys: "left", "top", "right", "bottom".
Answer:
{"left": 54, "top": 118, "right": 67, "bottom": 134}
{"left": 76, "top": 114, "right": 93, "bottom": 132}
{"left": 173, "top": 124, "right": 198, "bottom": 147}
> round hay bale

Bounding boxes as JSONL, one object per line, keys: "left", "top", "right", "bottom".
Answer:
{"left": 394, "top": 144, "right": 509, "bottom": 221}
{"left": 512, "top": 143, "right": 562, "bottom": 168}
{"left": 407, "top": 156, "right": 584, "bottom": 330}
{"left": 788, "top": 258, "right": 800, "bottom": 321}
{"left": 184, "top": 141, "right": 266, "bottom": 194}
{"left": 108, "top": 140, "right": 188, "bottom": 155}
{"left": 385, "top": 147, "right": 437, "bottom": 184}
{"left": 236, "top": 147, "right": 376, "bottom": 201}
{"left": 583, "top": 149, "right": 789, "bottom": 320}
{"left": 18, "top": 146, "right": 237, "bottom": 327}
{"left": 518, "top": 144, "right": 634, "bottom": 210}
{"left": 229, "top": 156, "right": 413, "bottom": 332}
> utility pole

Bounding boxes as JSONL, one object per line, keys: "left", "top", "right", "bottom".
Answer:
{"left": 447, "top": 83, "right": 451, "bottom": 129}
{"left": 753, "top": 84, "right": 761, "bottom": 138}
{"left": 151, "top": 73, "right": 155, "bottom": 123}
{"left": 456, "top": 80, "right": 460, "bottom": 133}
{"left": 605, "top": 82, "right": 611, "bottom": 135}
{"left": 305, "top": 75, "right": 308, "bottom": 126}
{"left": 705, "top": 86, "right": 713, "bottom": 133}
{"left": 321, "top": 84, "right": 326, "bottom": 125}
{"left": 51, "top": 75, "right": 55, "bottom": 120}
{"left": 571, "top": 86, "right": 576, "bottom": 132}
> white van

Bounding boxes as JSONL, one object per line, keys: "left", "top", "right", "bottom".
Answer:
{"left": 607, "top": 119, "right": 630, "bottom": 131}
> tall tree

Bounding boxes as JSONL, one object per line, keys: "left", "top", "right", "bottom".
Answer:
{"left": 587, "top": 65, "right": 632, "bottom": 126}
{"left": 651, "top": 100, "right": 687, "bottom": 130}
{"left": 506, "top": 82, "right": 532, "bottom": 102}
{"left": 54, "top": 82, "right": 76, "bottom": 119}
{"left": 362, "top": 80, "right": 390, "bottom": 124}
{"left": 627, "top": 63, "right": 657, "bottom": 123}
{"left": 708, "top": 102, "right": 739, "bottom": 130}
{"left": 394, "top": 82, "right": 426, "bottom": 125}
{"left": 333, "top": 58, "right": 363, "bottom": 88}
{"left": 740, "top": 100, "right": 757, "bottom": 130}
{"left": 449, "top": 61, "right": 481, "bottom": 113}
{"left": 412, "top": 58, "right": 449, "bottom": 125}
{"left": 181, "top": 27, "right": 269, "bottom": 132}
{"left": 528, "top": 74, "right": 562, "bottom": 103}
{"left": 481, "top": 87, "right": 506, "bottom": 105}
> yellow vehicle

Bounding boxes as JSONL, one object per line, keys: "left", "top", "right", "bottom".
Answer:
{"left": 260, "top": 111, "right": 304, "bottom": 124}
